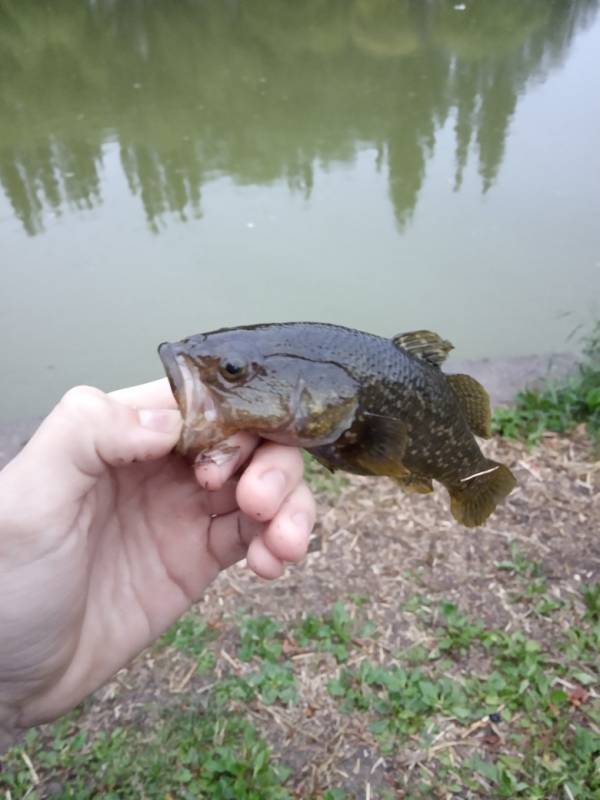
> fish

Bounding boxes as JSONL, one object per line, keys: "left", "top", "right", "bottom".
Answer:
{"left": 158, "top": 322, "right": 516, "bottom": 527}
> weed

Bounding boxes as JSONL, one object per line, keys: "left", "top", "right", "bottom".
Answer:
{"left": 159, "top": 613, "right": 218, "bottom": 656}
{"left": 239, "top": 615, "right": 284, "bottom": 663}
{"left": 195, "top": 649, "right": 217, "bottom": 673}
{"left": 328, "top": 599, "right": 600, "bottom": 796}
{"left": 532, "top": 594, "right": 564, "bottom": 618}
{"left": 214, "top": 675, "right": 257, "bottom": 706}
{"left": 3, "top": 598, "right": 598, "bottom": 799}
{"left": 496, "top": 543, "right": 544, "bottom": 579}
{"left": 247, "top": 662, "right": 297, "bottom": 705}
{"left": 329, "top": 660, "right": 474, "bottom": 752}
{"left": 492, "top": 322, "right": 600, "bottom": 446}
{"left": 582, "top": 583, "right": 600, "bottom": 621}
{"left": 294, "top": 601, "right": 367, "bottom": 663}
{"left": 430, "top": 601, "right": 484, "bottom": 656}
{"left": 0, "top": 710, "right": 290, "bottom": 798}
{"left": 214, "top": 668, "right": 296, "bottom": 708}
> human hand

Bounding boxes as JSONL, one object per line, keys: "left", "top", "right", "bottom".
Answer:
{"left": 0, "top": 380, "right": 315, "bottom": 749}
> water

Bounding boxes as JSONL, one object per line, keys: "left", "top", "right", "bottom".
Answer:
{"left": 1, "top": 0, "right": 599, "bottom": 421}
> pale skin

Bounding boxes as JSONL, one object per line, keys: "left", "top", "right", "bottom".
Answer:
{"left": 0, "top": 379, "right": 316, "bottom": 751}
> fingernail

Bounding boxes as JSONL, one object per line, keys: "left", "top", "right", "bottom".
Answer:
{"left": 138, "top": 409, "right": 182, "bottom": 433}
{"left": 292, "top": 511, "right": 309, "bottom": 533}
{"left": 260, "top": 469, "right": 286, "bottom": 495}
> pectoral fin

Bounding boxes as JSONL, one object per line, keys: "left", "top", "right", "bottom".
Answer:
{"left": 392, "top": 330, "right": 454, "bottom": 367}
{"left": 308, "top": 411, "right": 409, "bottom": 479}
{"left": 351, "top": 412, "right": 409, "bottom": 477}
{"left": 447, "top": 374, "right": 492, "bottom": 438}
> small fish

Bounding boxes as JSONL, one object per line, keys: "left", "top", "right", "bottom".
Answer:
{"left": 158, "top": 322, "right": 516, "bottom": 527}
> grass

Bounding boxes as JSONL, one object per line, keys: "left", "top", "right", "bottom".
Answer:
{"left": 492, "top": 322, "right": 600, "bottom": 446}
{"left": 238, "top": 615, "right": 284, "bottom": 663}
{"left": 3, "top": 587, "right": 598, "bottom": 798}
{"left": 293, "top": 599, "right": 374, "bottom": 663}
{"left": 327, "top": 602, "right": 600, "bottom": 798}
{"left": 0, "top": 710, "right": 291, "bottom": 799}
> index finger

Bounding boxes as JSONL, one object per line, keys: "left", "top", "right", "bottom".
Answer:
{"left": 109, "top": 378, "right": 178, "bottom": 409}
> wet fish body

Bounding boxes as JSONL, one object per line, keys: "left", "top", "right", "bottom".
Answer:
{"left": 158, "top": 322, "right": 516, "bottom": 527}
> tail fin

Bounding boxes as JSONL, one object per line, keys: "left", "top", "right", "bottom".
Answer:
{"left": 447, "top": 460, "right": 516, "bottom": 528}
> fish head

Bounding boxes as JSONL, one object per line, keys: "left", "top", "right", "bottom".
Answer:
{"left": 158, "top": 326, "right": 359, "bottom": 456}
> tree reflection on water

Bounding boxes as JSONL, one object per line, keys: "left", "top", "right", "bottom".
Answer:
{"left": 0, "top": 0, "right": 596, "bottom": 235}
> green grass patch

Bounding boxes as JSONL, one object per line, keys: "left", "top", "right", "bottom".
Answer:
{"left": 293, "top": 600, "right": 374, "bottom": 663}
{"left": 496, "top": 542, "right": 544, "bottom": 579}
{"left": 238, "top": 614, "right": 284, "bottom": 663}
{"left": 2, "top": 597, "right": 598, "bottom": 798}
{"left": 159, "top": 613, "right": 218, "bottom": 656}
{"left": 246, "top": 662, "right": 297, "bottom": 706}
{"left": 327, "top": 593, "right": 600, "bottom": 798}
{"left": 582, "top": 582, "right": 600, "bottom": 621}
{"left": 214, "top": 662, "right": 297, "bottom": 708}
{"left": 0, "top": 710, "right": 290, "bottom": 799}
{"left": 492, "top": 322, "right": 600, "bottom": 446}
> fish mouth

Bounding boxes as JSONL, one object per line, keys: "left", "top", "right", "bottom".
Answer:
{"left": 158, "top": 342, "right": 219, "bottom": 454}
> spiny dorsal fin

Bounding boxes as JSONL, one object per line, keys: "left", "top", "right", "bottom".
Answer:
{"left": 392, "top": 330, "right": 454, "bottom": 367}
{"left": 447, "top": 374, "right": 492, "bottom": 438}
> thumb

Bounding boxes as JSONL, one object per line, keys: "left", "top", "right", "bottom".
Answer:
{"left": 3, "top": 385, "right": 182, "bottom": 508}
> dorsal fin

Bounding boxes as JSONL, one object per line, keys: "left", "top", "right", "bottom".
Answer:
{"left": 392, "top": 330, "right": 454, "bottom": 367}
{"left": 447, "top": 374, "right": 492, "bottom": 438}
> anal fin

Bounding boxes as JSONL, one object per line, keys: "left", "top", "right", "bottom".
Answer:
{"left": 394, "top": 473, "right": 434, "bottom": 494}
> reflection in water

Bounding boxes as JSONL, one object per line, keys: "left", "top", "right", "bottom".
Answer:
{"left": 0, "top": 0, "right": 596, "bottom": 235}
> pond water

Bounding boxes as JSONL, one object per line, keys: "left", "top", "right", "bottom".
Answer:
{"left": 1, "top": 0, "right": 599, "bottom": 421}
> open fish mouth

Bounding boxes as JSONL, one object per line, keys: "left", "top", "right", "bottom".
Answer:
{"left": 158, "top": 342, "right": 219, "bottom": 454}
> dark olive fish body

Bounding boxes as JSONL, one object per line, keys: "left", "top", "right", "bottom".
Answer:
{"left": 158, "top": 322, "right": 516, "bottom": 527}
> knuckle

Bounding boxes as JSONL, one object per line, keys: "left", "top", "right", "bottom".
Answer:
{"left": 58, "top": 385, "right": 110, "bottom": 420}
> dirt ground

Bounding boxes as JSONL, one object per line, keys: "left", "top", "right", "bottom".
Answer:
{"left": 44, "top": 429, "right": 598, "bottom": 798}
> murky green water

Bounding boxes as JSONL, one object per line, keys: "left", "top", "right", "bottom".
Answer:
{"left": 1, "top": 0, "right": 599, "bottom": 420}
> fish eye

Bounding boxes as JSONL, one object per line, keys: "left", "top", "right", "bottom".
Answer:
{"left": 219, "top": 357, "right": 247, "bottom": 381}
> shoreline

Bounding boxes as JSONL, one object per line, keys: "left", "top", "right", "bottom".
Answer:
{"left": 0, "top": 352, "right": 578, "bottom": 470}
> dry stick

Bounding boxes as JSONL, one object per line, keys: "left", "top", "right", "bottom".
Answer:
{"left": 258, "top": 704, "right": 323, "bottom": 745}
{"left": 20, "top": 752, "right": 39, "bottom": 785}
{"left": 171, "top": 660, "right": 198, "bottom": 693}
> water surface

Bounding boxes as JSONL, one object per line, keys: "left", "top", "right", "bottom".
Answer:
{"left": 1, "top": 0, "right": 599, "bottom": 420}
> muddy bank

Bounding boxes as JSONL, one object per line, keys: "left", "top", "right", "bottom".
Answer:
{"left": 0, "top": 352, "right": 578, "bottom": 471}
